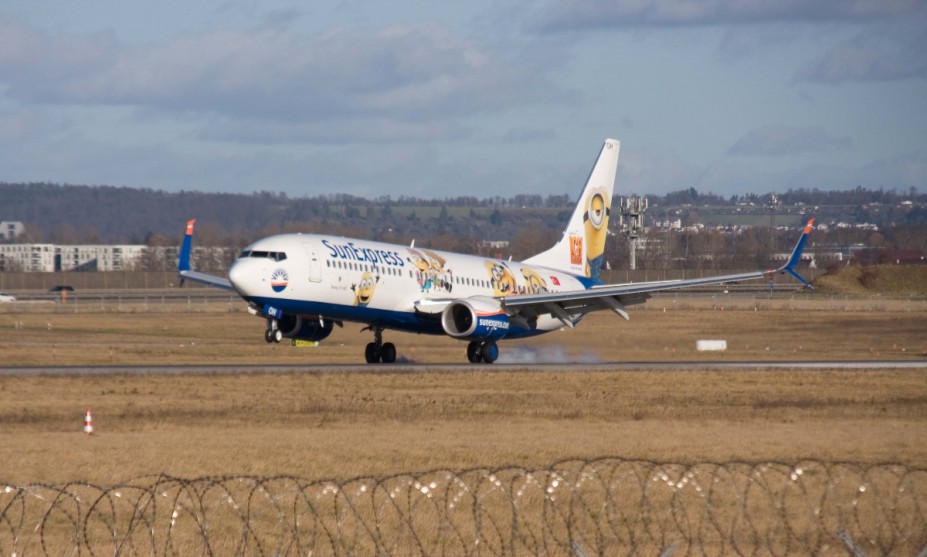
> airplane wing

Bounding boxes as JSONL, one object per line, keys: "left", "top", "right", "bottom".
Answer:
{"left": 502, "top": 218, "right": 816, "bottom": 328}
{"left": 177, "top": 219, "right": 235, "bottom": 290}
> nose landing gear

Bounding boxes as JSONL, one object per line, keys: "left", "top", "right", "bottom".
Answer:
{"left": 265, "top": 319, "right": 283, "bottom": 343}
{"left": 364, "top": 326, "right": 397, "bottom": 363}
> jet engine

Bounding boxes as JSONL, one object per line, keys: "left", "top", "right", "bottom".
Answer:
{"left": 440, "top": 297, "right": 510, "bottom": 341}
{"left": 277, "top": 314, "right": 335, "bottom": 342}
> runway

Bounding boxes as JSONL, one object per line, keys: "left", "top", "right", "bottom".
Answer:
{"left": 1, "top": 360, "right": 925, "bottom": 375}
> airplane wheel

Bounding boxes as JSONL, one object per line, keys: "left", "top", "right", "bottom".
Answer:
{"left": 466, "top": 341, "right": 482, "bottom": 363}
{"left": 365, "top": 342, "right": 380, "bottom": 363}
{"left": 480, "top": 341, "right": 499, "bottom": 364}
{"left": 273, "top": 329, "right": 283, "bottom": 343}
{"left": 264, "top": 329, "right": 275, "bottom": 343}
{"left": 380, "top": 342, "right": 397, "bottom": 363}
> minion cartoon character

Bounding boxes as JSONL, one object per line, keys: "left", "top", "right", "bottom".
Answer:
{"left": 521, "top": 267, "right": 548, "bottom": 294}
{"left": 486, "top": 261, "right": 517, "bottom": 296}
{"left": 583, "top": 187, "right": 611, "bottom": 281}
{"left": 423, "top": 250, "right": 451, "bottom": 292}
{"left": 407, "top": 249, "right": 433, "bottom": 291}
{"left": 352, "top": 272, "right": 379, "bottom": 307}
{"left": 408, "top": 248, "right": 452, "bottom": 293}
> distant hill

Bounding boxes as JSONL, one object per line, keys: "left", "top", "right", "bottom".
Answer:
{"left": 0, "top": 183, "right": 288, "bottom": 243}
{"left": 2, "top": 182, "right": 924, "bottom": 263}
{"left": 0, "top": 182, "right": 574, "bottom": 252}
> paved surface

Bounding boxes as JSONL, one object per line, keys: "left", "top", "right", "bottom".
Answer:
{"left": 1, "top": 360, "right": 925, "bottom": 375}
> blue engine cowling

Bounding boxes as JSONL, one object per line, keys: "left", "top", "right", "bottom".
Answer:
{"left": 278, "top": 314, "right": 334, "bottom": 342}
{"left": 440, "top": 297, "right": 510, "bottom": 341}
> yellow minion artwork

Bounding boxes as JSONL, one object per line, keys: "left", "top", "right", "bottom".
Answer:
{"left": 521, "top": 267, "right": 548, "bottom": 294}
{"left": 583, "top": 187, "right": 610, "bottom": 280}
{"left": 486, "top": 261, "right": 517, "bottom": 296}
{"left": 424, "top": 250, "right": 446, "bottom": 272}
{"left": 352, "top": 272, "right": 379, "bottom": 307}
{"left": 407, "top": 248, "right": 451, "bottom": 293}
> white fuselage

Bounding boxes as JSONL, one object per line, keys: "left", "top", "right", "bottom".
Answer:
{"left": 228, "top": 233, "right": 592, "bottom": 338}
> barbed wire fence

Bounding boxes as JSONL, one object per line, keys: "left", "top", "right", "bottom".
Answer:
{"left": 2, "top": 458, "right": 925, "bottom": 556}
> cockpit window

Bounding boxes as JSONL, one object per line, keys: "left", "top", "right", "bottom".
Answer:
{"left": 238, "top": 250, "right": 287, "bottom": 261}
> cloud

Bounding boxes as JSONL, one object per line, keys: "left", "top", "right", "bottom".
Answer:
{"left": 534, "top": 0, "right": 924, "bottom": 32}
{"left": 855, "top": 150, "right": 927, "bottom": 187}
{"left": 728, "top": 126, "right": 851, "bottom": 157}
{"left": 197, "top": 115, "right": 471, "bottom": 144}
{"left": 698, "top": 150, "right": 927, "bottom": 194}
{"left": 0, "top": 18, "right": 567, "bottom": 143}
{"left": 793, "top": 27, "right": 927, "bottom": 84}
{"left": 617, "top": 148, "right": 702, "bottom": 195}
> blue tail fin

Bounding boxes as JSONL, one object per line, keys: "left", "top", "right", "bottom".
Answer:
{"left": 779, "top": 217, "right": 814, "bottom": 288}
{"left": 178, "top": 219, "right": 195, "bottom": 272}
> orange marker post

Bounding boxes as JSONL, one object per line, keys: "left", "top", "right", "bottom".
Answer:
{"left": 84, "top": 408, "right": 94, "bottom": 435}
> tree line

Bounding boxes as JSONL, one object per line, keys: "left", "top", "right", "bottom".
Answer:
{"left": 1, "top": 182, "right": 924, "bottom": 272}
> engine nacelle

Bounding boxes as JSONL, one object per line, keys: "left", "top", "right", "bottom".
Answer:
{"left": 441, "top": 297, "right": 510, "bottom": 341}
{"left": 277, "top": 314, "right": 334, "bottom": 342}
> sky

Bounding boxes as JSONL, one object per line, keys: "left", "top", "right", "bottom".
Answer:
{"left": 1, "top": 0, "right": 925, "bottom": 199}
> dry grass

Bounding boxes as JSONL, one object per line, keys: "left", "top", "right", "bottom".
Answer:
{"left": 1, "top": 369, "right": 925, "bottom": 486}
{"left": 814, "top": 264, "right": 927, "bottom": 296}
{"left": 1, "top": 295, "right": 925, "bottom": 365}
{"left": 0, "top": 301, "right": 925, "bottom": 486}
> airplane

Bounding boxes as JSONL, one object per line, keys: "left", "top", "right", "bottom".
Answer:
{"left": 178, "top": 138, "right": 814, "bottom": 364}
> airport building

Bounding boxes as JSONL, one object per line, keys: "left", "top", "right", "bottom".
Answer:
{"left": 0, "top": 244, "right": 146, "bottom": 272}
{"left": 0, "top": 243, "right": 234, "bottom": 273}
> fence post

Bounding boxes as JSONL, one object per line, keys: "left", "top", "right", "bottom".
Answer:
{"left": 836, "top": 529, "right": 867, "bottom": 557}
{"left": 570, "top": 540, "right": 590, "bottom": 557}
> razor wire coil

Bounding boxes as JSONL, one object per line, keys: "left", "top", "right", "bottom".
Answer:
{"left": 1, "top": 458, "right": 925, "bottom": 556}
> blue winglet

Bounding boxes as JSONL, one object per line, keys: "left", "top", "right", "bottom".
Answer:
{"left": 178, "top": 219, "right": 195, "bottom": 272}
{"left": 779, "top": 218, "right": 815, "bottom": 289}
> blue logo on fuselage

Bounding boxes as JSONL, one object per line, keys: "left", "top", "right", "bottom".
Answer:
{"left": 271, "top": 268, "right": 289, "bottom": 292}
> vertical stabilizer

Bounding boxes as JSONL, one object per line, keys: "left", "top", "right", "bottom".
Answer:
{"left": 524, "top": 138, "right": 620, "bottom": 281}
{"left": 178, "top": 219, "right": 195, "bottom": 272}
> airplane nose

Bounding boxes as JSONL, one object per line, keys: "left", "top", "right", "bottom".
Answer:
{"left": 228, "top": 260, "right": 248, "bottom": 294}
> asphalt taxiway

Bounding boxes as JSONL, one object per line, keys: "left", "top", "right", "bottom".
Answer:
{"left": 0, "top": 360, "right": 925, "bottom": 376}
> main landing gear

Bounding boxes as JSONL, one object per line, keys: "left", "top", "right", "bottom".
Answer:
{"left": 365, "top": 326, "right": 397, "bottom": 364}
{"left": 466, "top": 340, "right": 499, "bottom": 364}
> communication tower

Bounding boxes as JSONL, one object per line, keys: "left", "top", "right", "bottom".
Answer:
{"left": 768, "top": 193, "right": 779, "bottom": 255}
{"left": 618, "top": 196, "right": 648, "bottom": 270}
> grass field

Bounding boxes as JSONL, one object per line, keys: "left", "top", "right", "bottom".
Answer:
{"left": 0, "top": 299, "right": 925, "bottom": 487}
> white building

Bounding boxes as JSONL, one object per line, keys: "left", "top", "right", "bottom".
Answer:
{"left": 0, "top": 244, "right": 57, "bottom": 272}
{"left": 0, "top": 221, "right": 25, "bottom": 241}
{"left": 0, "top": 244, "right": 146, "bottom": 272}
{"left": 57, "top": 245, "right": 147, "bottom": 271}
